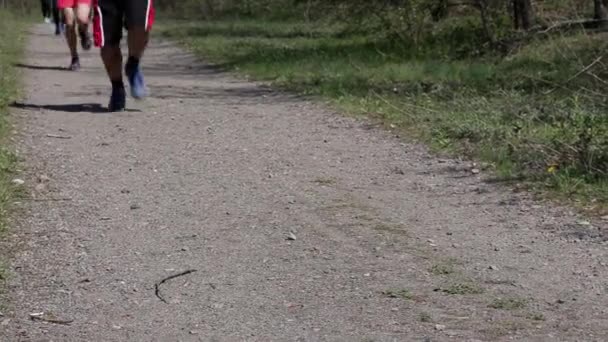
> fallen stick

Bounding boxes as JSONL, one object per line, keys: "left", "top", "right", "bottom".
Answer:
{"left": 537, "top": 19, "right": 607, "bottom": 35}
{"left": 22, "top": 198, "right": 73, "bottom": 202}
{"left": 544, "top": 56, "right": 603, "bottom": 95}
{"left": 584, "top": 70, "right": 608, "bottom": 86}
{"left": 46, "top": 134, "right": 72, "bottom": 139}
{"left": 155, "top": 269, "right": 197, "bottom": 303}
{"left": 206, "top": 282, "right": 234, "bottom": 290}
{"left": 30, "top": 314, "right": 73, "bottom": 325}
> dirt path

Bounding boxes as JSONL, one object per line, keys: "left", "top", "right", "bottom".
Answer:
{"left": 1, "top": 24, "right": 607, "bottom": 342}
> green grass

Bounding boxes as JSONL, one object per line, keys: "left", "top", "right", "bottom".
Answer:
{"left": 160, "top": 19, "right": 608, "bottom": 206}
{"left": 0, "top": 11, "right": 26, "bottom": 227}
{"left": 489, "top": 297, "right": 528, "bottom": 310}
{"left": 381, "top": 288, "right": 413, "bottom": 300}
{"left": 527, "top": 312, "right": 545, "bottom": 321}
{"left": 0, "top": 11, "right": 26, "bottom": 222}
{"left": 418, "top": 312, "right": 433, "bottom": 323}
{"left": 440, "top": 281, "right": 485, "bottom": 295}
{"left": 0, "top": 11, "right": 28, "bottom": 300}
{"left": 430, "top": 262, "right": 456, "bottom": 275}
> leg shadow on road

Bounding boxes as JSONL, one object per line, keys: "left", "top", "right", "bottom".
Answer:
{"left": 14, "top": 63, "right": 66, "bottom": 71}
{"left": 11, "top": 102, "right": 140, "bottom": 114}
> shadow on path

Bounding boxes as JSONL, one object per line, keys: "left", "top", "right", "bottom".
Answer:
{"left": 14, "top": 63, "right": 66, "bottom": 71}
{"left": 11, "top": 102, "right": 140, "bottom": 114}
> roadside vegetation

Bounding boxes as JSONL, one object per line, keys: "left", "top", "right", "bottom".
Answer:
{"left": 158, "top": 0, "right": 608, "bottom": 207}
{"left": 0, "top": 10, "right": 28, "bottom": 232}
{"left": 0, "top": 6, "right": 30, "bottom": 301}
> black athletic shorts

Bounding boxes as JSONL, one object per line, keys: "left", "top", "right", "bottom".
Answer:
{"left": 93, "top": 0, "right": 155, "bottom": 47}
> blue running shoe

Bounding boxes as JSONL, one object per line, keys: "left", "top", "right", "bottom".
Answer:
{"left": 108, "top": 87, "right": 126, "bottom": 112}
{"left": 125, "top": 61, "right": 147, "bottom": 99}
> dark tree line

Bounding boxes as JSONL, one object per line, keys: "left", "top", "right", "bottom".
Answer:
{"left": 4, "top": 0, "right": 605, "bottom": 44}
{"left": 153, "top": 0, "right": 603, "bottom": 29}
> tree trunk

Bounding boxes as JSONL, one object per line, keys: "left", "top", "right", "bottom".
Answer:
{"left": 304, "top": 0, "right": 313, "bottom": 22}
{"left": 430, "top": 0, "right": 449, "bottom": 21}
{"left": 200, "top": 0, "right": 215, "bottom": 19}
{"left": 594, "top": 0, "right": 608, "bottom": 20}
{"left": 512, "top": 0, "right": 534, "bottom": 30}
{"left": 477, "top": 0, "right": 495, "bottom": 43}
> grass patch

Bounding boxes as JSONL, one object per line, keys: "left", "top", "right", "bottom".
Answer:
{"left": 0, "top": 11, "right": 26, "bottom": 231}
{"left": 312, "top": 177, "right": 336, "bottom": 185}
{"left": 381, "top": 288, "right": 413, "bottom": 300}
{"left": 160, "top": 19, "right": 608, "bottom": 205}
{"left": 0, "top": 265, "right": 6, "bottom": 283}
{"left": 478, "top": 320, "right": 526, "bottom": 339}
{"left": 430, "top": 262, "right": 455, "bottom": 275}
{"left": 439, "top": 281, "right": 485, "bottom": 295}
{"left": 489, "top": 297, "right": 528, "bottom": 310}
{"left": 418, "top": 312, "right": 433, "bottom": 323}
{"left": 373, "top": 223, "right": 409, "bottom": 236}
{"left": 527, "top": 312, "right": 545, "bottom": 321}
{"left": 0, "top": 11, "right": 28, "bottom": 302}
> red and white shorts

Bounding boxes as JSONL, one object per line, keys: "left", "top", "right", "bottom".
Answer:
{"left": 58, "top": 0, "right": 92, "bottom": 10}
{"left": 93, "top": 0, "right": 155, "bottom": 47}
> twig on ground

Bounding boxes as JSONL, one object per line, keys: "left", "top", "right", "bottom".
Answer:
{"left": 206, "top": 282, "right": 235, "bottom": 290}
{"left": 45, "top": 134, "right": 72, "bottom": 139}
{"left": 584, "top": 70, "right": 608, "bottom": 86}
{"left": 22, "top": 197, "right": 73, "bottom": 202}
{"left": 537, "top": 19, "right": 606, "bottom": 35}
{"left": 29, "top": 313, "right": 73, "bottom": 325}
{"left": 348, "top": 59, "right": 363, "bottom": 72}
{"left": 544, "top": 56, "right": 603, "bottom": 95}
{"left": 155, "top": 269, "right": 197, "bottom": 303}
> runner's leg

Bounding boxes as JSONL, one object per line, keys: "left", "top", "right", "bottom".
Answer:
{"left": 41, "top": 0, "right": 51, "bottom": 21}
{"left": 125, "top": 0, "right": 154, "bottom": 99}
{"left": 62, "top": 6, "right": 80, "bottom": 70}
{"left": 95, "top": 0, "right": 126, "bottom": 111}
{"left": 101, "top": 46, "right": 122, "bottom": 84}
{"left": 52, "top": 0, "right": 61, "bottom": 35}
{"left": 75, "top": 3, "right": 92, "bottom": 50}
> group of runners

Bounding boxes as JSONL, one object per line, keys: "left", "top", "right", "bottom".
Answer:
{"left": 40, "top": 0, "right": 154, "bottom": 112}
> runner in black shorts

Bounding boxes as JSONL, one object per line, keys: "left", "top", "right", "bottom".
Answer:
{"left": 52, "top": 0, "right": 62, "bottom": 36}
{"left": 41, "top": 0, "right": 52, "bottom": 22}
{"left": 93, "top": 0, "right": 155, "bottom": 112}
